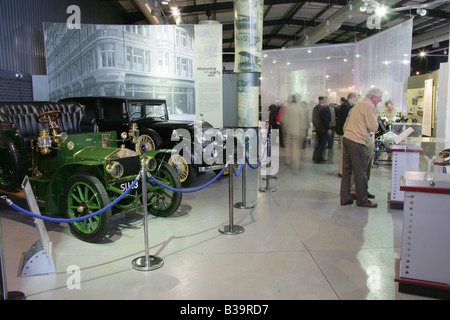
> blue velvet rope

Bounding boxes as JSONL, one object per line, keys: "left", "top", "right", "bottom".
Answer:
{"left": 3, "top": 173, "right": 140, "bottom": 223}
{"left": 148, "top": 164, "right": 227, "bottom": 193}
{"left": 246, "top": 142, "right": 267, "bottom": 169}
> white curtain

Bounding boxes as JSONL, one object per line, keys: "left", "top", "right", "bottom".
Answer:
{"left": 354, "top": 18, "right": 413, "bottom": 113}
{"left": 261, "top": 19, "right": 413, "bottom": 120}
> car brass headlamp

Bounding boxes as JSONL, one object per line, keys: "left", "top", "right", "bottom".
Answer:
{"left": 129, "top": 123, "right": 139, "bottom": 143}
{"left": 38, "top": 129, "right": 52, "bottom": 154}
{"left": 141, "top": 156, "right": 157, "bottom": 172}
{"left": 106, "top": 161, "right": 124, "bottom": 178}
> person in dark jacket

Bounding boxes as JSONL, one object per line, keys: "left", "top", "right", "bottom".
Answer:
{"left": 312, "top": 96, "right": 332, "bottom": 163}
{"left": 268, "top": 102, "right": 280, "bottom": 131}
{"left": 337, "top": 92, "right": 358, "bottom": 175}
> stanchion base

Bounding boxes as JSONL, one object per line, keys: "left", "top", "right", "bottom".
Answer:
{"left": 262, "top": 176, "right": 278, "bottom": 181}
{"left": 234, "top": 202, "right": 255, "bottom": 209}
{"left": 259, "top": 187, "right": 277, "bottom": 193}
{"left": 1, "top": 291, "right": 26, "bottom": 300}
{"left": 132, "top": 255, "right": 164, "bottom": 271}
{"left": 218, "top": 225, "right": 245, "bottom": 235}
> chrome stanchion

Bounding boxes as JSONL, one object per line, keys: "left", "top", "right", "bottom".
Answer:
{"left": 0, "top": 216, "right": 26, "bottom": 300}
{"left": 132, "top": 163, "right": 163, "bottom": 271}
{"left": 219, "top": 161, "right": 244, "bottom": 235}
{"left": 234, "top": 161, "right": 255, "bottom": 209}
{"left": 259, "top": 135, "right": 277, "bottom": 193}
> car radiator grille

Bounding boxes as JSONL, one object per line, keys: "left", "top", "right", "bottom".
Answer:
{"left": 116, "top": 155, "right": 141, "bottom": 177}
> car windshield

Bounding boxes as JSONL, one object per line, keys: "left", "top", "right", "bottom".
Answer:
{"left": 129, "top": 101, "right": 167, "bottom": 120}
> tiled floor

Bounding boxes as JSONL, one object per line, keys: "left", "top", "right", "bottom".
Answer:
{"left": 0, "top": 141, "right": 434, "bottom": 300}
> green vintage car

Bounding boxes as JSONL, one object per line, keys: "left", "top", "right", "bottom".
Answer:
{"left": 0, "top": 102, "right": 181, "bottom": 243}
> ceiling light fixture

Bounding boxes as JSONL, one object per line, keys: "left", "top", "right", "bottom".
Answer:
{"left": 375, "top": 5, "right": 387, "bottom": 16}
{"left": 417, "top": 8, "right": 427, "bottom": 16}
{"left": 347, "top": 4, "right": 354, "bottom": 19}
{"left": 360, "top": 1, "right": 368, "bottom": 12}
{"left": 432, "top": 37, "right": 440, "bottom": 49}
{"left": 325, "top": 20, "right": 332, "bottom": 32}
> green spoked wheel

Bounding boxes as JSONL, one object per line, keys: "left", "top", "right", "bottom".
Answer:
{"left": 0, "top": 132, "right": 21, "bottom": 192}
{"left": 147, "top": 160, "right": 182, "bottom": 217}
{"left": 64, "top": 173, "right": 112, "bottom": 243}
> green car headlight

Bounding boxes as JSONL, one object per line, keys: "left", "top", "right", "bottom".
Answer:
{"left": 106, "top": 161, "right": 124, "bottom": 178}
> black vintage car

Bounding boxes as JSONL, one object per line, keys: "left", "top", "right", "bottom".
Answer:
{"left": 59, "top": 97, "right": 226, "bottom": 187}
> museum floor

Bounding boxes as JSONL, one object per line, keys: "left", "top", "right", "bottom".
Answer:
{"left": 0, "top": 141, "right": 434, "bottom": 300}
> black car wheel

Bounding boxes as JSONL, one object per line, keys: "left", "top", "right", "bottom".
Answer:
{"left": 135, "top": 129, "right": 162, "bottom": 155}
{"left": 0, "top": 132, "right": 21, "bottom": 192}
{"left": 168, "top": 154, "right": 197, "bottom": 187}
{"left": 146, "top": 160, "right": 182, "bottom": 217}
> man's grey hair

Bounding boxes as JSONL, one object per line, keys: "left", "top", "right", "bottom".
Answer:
{"left": 366, "top": 88, "right": 383, "bottom": 99}
{"left": 347, "top": 92, "right": 357, "bottom": 99}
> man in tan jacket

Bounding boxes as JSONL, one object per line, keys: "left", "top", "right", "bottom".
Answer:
{"left": 340, "top": 88, "right": 381, "bottom": 208}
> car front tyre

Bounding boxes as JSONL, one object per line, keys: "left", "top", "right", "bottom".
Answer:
{"left": 64, "top": 173, "right": 112, "bottom": 243}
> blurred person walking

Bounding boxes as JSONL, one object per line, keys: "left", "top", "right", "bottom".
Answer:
{"left": 283, "top": 95, "right": 308, "bottom": 172}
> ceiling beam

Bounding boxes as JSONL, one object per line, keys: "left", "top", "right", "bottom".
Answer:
{"left": 292, "top": 0, "right": 366, "bottom": 46}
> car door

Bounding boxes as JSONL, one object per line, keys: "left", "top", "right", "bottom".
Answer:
{"left": 98, "top": 99, "right": 129, "bottom": 134}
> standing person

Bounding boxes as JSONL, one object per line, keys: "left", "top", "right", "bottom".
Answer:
{"left": 327, "top": 103, "right": 337, "bottom": 149}
{"left": 276, "top": 103, "right": 285, "bottom": 147}
{"left": 337, "top": 92, "right": 358, "bottom": 176}
{"left": 312, "top": 96, "right": 332, "bottom": 164}
{"left": 300, "top": 101, "right": 309, "bottom": 149}
{"left": 340, "top": 88, "right": 381, "bottom": 208}
{"left": 284, "top": 95, "right": 307, "bottom": 172}
{"left": 268, "top": 101, "right": 280, "bottom": 131}
{"left": 382, "top": 100, "right": 402, "bottom": 122}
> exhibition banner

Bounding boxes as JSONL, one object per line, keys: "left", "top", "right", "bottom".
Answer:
{"left": 43, "top": 23, "right": 223, "bottom": 125}
{"left": 194, "top": 24, "right": 223, "bottom": 127}
{"left": 237, "top": 72, "right": 259, "bottom": 128}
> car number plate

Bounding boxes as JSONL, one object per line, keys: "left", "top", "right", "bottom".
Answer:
{"left": 117, "top": 181, "right": 139, "bottom": 192}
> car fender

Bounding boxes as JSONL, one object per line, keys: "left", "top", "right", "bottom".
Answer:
{"left": 139, "top": 127, "right": 162, "bottom": 148}
{"left": 43, "top": 161, "right": 105, "bottom": 216}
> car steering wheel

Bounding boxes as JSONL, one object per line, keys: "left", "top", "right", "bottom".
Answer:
{"left": 36, "top": 110, "right": 62, "bottom": 124}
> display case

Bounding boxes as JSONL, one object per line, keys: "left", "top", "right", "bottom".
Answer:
{"left": 395, "top": 171, "right": 450, "bottom": 298}
{"left": 391, "top": 123, "right": 422, "bottom": 138}
{"left": 394, "top": 135, "right": 450, "bottom": 299}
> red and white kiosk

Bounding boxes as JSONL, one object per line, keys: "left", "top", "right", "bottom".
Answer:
{"left": 395, "top": 171, "right": 450, "bottom": 299}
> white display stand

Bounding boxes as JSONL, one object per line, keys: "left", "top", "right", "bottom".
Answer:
{"left": 395, "top": 171, "right": 450, "bottom": 298}
{"left": 18, "top": 177, "right": 55, "bottom": 277}
{"left": 388, "top": 144, "right": 422, "bottom": 210}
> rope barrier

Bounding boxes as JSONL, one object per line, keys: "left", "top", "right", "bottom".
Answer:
{"left": 246, "top": 142, "right": 267, "bottom": 169}
{"left": 233, "top": 162, "right": 244, "bottom": 176}
{"left": 148, "top": 164, "right": 228, "bottom": 193}
{"left": 232, "top": 154, "right": 246, "bottom": 176}
{"left": 1, "top": 173, "right": 141, "bottom": 223}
